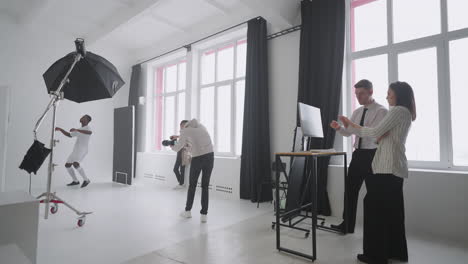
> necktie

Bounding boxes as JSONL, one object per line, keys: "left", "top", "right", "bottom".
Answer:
{"left": 358, "top": 108, "right": 368, "bottom": 149}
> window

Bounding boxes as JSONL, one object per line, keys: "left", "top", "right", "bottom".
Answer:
{"left": 154, "top": 59, "right": 186, "bottom": 151}
{"left": 449, "top": 38, "right": 468, "bottom": 166}
{"left": 199, "top": 39, "right": 246, "bottom": 155}
{"left": 398, "top": 48, "right": 439, "bottom": 161}
{"left": 351, "top": 0, "right": 387, "bottom": 51}
{"left": 347, "top": 0, "right": 468, "bottom": 169}
{"left": 392, "top": 0, "right": 440, "bottom": 43}
{"left": 447, "top": 0, "right": 468, "bottom": 31}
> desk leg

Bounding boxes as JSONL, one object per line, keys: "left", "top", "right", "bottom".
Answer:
{"left": 312, "top": 157, "right": 317, "bottom": 260}
{"left": 275, "top": 155, "right": 281, "bottom": 250}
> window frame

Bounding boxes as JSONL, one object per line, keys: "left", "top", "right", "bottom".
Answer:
{"left": 345, "top": 0, "right": 468, "bottom": 171}
{"left": 197, "top": 37, "right": 247, "bottom": 157}
{"left": 152, "top": 57, "right": 187, "bottom": 152}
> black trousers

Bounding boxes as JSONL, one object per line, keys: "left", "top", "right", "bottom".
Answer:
{"left": 342, "top": 149, "right": 376, "bottom": 233}
{"left": 185, "top": 152, "right": 214, "bottom": 215}
{"left": 363, "top": 174, "right": 408, "bottom": 264}
{"left": 173, "top": 150, "right": 185, "bottom": 185}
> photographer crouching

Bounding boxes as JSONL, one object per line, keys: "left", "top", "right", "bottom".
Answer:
{"left": 164, "top": 120, "right": 191, "bottom": 190}
{"left": 169, "top": 118, "right": 214, "bottom": 223}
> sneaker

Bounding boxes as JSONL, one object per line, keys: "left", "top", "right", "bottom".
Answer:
{"left": 67, "top": 181, "right": 80, "bottom": 186}
{"left": 173, "top": 184, "right": 185, "bottom": 190}
{"left": 180, "top": 211, "right": 192, "bottom": 218}
{"left": 200, "top": 214, "right": 207, "bottom": 223}
{"left": 81, "top": 180, "right": 90, "bottom": 188}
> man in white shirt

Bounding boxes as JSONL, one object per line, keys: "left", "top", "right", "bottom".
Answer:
{"left": 55, "top": 115, "right": 93, "bottom": 188}
{"left": 171, "top": 119, "right": 213, "bottom": 223}
{"left": 330, "top": 79, "right": 387, "bottom": 233}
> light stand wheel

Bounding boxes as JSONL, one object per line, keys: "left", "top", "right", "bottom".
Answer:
{"left": 77, "top": 216, "right": 86, "bottom": 227}
{"left": 50, "top": 204, "right": 58, "bottom": 214}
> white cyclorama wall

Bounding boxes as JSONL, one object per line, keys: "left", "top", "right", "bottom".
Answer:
{"left": 268, "top": 30, "right": 468, "bottom": 244}
{"left": 136, "top": 152, "right": 240, "bottom": 200}
{"left": 0, "top": 26, "right": 132, "bottom": 192}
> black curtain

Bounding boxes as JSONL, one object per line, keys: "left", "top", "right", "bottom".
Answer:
{"left": 240, "top": 17, "right": 272, "bottom": 202}
{"left": 128, "top": 64, "right": 142, "bottom": 177}
{"left": 297, "top": 0, "right": 345, "bottom": 216}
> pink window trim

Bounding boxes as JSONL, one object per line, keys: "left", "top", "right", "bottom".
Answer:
{"left": 204, "top": 49, "right": 216, "bottom": 56}
{"left": 351, "top": 0, "right": 378, "bottom": 8}
{"left": 350, "top": 0, "right": 378, "bottom": 146}
{"left": 217, "top": 43, "right": 235, "bottom": 52}
{"left": 349, "top": 0, "right": 378, "bottom": 112}
{"left": 203, "top": 40, "right": 244, "bottom": 56}
{"left": 350, "top": 5, "right": 357, "bottom": 112}
{"left": 166, "top": 59, "right": 186, "bottom": 68}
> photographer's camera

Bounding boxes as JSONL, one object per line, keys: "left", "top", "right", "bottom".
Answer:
{"left": 162, "top": 139, "right": 177, "bottom": 146}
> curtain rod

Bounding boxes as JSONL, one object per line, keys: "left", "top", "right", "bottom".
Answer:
{"left": 267, "top": 24, "right": 301, "bottom": 40}
{"left": 135, "top": 17, "right": 301, "bottom": 66}
{"left": 135, "top": 16, "right": 262, "bottom": 66}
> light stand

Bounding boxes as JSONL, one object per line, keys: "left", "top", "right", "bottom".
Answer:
{"left": 34, "top": 52, "right": 92, "bottom": 227}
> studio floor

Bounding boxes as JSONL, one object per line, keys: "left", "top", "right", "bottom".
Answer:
{"left": 33, "top": 180, "right": 468, "bottom": 264}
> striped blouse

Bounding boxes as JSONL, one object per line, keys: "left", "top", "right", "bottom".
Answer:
{"left": 348, "top": 106, "right": 412, "bottom": 178}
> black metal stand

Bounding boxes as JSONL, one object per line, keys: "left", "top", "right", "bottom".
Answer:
{"left": 33, "top": 53, "right": 92, "bottom": 227}
{"left": 274, "top": 151, "right": 348, "bottom": 261}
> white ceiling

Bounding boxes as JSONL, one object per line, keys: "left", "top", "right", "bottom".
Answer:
{"left": 0, "top": 0, "right": 301, "bottom": 62}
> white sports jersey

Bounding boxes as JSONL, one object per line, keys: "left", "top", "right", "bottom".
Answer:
{"left": 67, "top": 125, "right": 92, "bottom": 163}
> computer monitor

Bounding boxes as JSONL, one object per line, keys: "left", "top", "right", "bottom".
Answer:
{"left": 298, "top": 102, "right": 323, "bottom": 138}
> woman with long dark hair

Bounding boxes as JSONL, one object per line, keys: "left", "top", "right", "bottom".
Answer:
{"left": 338, "top": 81, "right": 416, "bottom": 264}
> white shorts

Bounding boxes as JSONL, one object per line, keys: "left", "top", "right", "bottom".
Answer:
{"left": 67, "top": 150, "right": 88, "bottom": 163}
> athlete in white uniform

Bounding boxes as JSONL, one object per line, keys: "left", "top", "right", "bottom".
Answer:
{"left": 55, "top": 115, "right": 93, "bottom": 188}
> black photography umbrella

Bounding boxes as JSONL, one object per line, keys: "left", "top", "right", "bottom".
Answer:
{"left": 43, "top": 50, "right": 125, "bottom": 103}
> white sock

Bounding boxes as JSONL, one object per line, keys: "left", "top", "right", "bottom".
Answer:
{"left": 76, "top": 166, "right": 89, "bottom": 182}
{"left": 66, "top": 167, "right": 78, "bottom": 182}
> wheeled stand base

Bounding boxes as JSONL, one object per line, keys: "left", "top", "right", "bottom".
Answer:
{"left": 37, "top": 192, "right": 92, "bottom": 227}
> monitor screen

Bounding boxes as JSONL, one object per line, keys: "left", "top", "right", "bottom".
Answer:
{"left": 298, "top": 102, "right": 323, "bottom": 138}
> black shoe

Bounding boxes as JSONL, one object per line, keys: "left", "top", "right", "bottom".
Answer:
{"left": 330, "top": 222, "right": 343, "bottom": 229}
{"left": 67, "top": 181, "right": 80, "bottom": 186}
{"left": 81, "top": 180, "right": 90, "bottom": 188}
{"left": 357, "top": 254, "right": 371, "bottom": 263}
{"left": 331, "top": 222, "right": 346, "bottom": 232}
{"left": 331, "top": 222, "right": 354, "bottom": 233}
{"left": 358, "top": 254, "right": 388, "bottom": 264}
{"left": 390, "top": 256, "right": 408, "bottom": 262}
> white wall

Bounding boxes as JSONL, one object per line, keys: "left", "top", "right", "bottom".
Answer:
{"left": 136, "top": 152, "right": 240, "bottom": 200}
{"left": 0, "top": 25, "right": 133, "bottom": 192}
